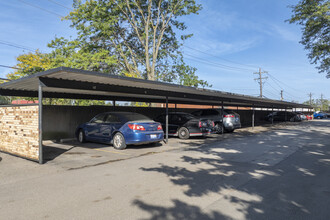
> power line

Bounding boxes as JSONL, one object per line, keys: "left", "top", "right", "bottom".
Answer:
{"left": 267, "top": 73, "right": 303, "bottom": 93}
{"left": 47, "top": 0, "right": 71, "bottom": 10}
{"left": 17, "top": 0, "right": 65, "bottom": 18}
{"left": 265, "top": 81, "right": 279, "bottom": 94}
{"left": 263, "top": 89, "right": 279, "bottom": 99}
{"left": 185, "top": 53, "right": 252, "bottom": 72}
{"left": 184, "top": 45, "right": 258, "bottom": 70}
{"left": 0, "top": 64, "right": 22, "bottom": 70}
{"left": 267, "top": 74, "right": 283, "bottom": 90}
{"left": 267, "top": 73, "right": 305, "bottom": 100}
{"left": 0, "top": 40, "right": 36, "bottom": 52}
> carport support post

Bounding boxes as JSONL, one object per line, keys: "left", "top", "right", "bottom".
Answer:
{"left": 285, "top": 108, "right": 287, "bottom": 121}
{"left": 252, "top": 105, "right": 255, "bottom": 129}
{"left": 271, "top": 106, "right": 274, "bottom": 125}
{"left": 221, "top": 101, "right": 224, "bottom": 134}
{"left": 165, "top": 96, "right": 169, "bottom": 144}
{"left": 38, "top": 81, "right": 43, "bottom": 164}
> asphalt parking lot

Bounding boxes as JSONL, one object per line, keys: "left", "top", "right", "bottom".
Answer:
{"left": 0, "top": 119, "right": 329, "bottom": 220}
{"left": 42, "top": 122, "right": 283, "bottom": 170}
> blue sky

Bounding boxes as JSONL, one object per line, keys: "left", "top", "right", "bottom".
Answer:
{"left": 0, "top": 0, "right": 329, "bottom": 103}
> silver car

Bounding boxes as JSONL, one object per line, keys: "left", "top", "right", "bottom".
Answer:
{"left": 191, "top": 109, "right": 241, "bottom": 133}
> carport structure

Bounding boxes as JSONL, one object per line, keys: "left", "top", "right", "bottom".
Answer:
{"left": 0, "top": 67, "right": 310, "bottom": 164}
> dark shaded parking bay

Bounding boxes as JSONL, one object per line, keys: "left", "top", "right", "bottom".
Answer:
{"left": 0, "top": 119, "right": 329, "bottom": 220}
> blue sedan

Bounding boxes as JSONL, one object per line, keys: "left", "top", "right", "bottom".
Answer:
{"left": 313, "top": 112, "right": 327, "bottom": 119}
{"left": 76, "top": 112, "right": 164, "bottom": 149}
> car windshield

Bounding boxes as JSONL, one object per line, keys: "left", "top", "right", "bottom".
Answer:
{"left": 121, "top": 112, "right": 151, "bottom": 121}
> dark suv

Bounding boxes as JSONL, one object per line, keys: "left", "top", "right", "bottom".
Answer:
{"left": 265, "top": 111, "right": 301, "bottom": 122}
{"left": 154, "top": 112, "right": 214, "bottom": 139}
{"left": 191, "top": 109, "right": 241, "bottom": 133}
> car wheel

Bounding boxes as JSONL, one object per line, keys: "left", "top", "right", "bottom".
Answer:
{"left": 78, "top": 129, "right": 86, "bottom": 143}
{"left": 113, "top": 132, "right": 127, "bottom": 150}
{"left": 214, "top": 123, "right": 223, "bottom": 134}
{"left": 178, "top": 127, "right": 190, "bottom": 139}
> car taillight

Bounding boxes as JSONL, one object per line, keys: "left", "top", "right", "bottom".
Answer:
{"left": 199, "top": 121, "right": 202, "bottom": 128}
{"left": 128, "top": 124, "right": 145, "bottom": 131}
{"left": 224, "top": 114, "right": 234, "bottom": 118}
{"left": 212, "top": 121, "right": 215, "bottom": 127}
{"left": 157, "top": 124, "right": 162, "bottom": 130}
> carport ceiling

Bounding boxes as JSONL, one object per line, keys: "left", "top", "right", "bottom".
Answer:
{"left": 0, "top": 67, "right": 310, "bottom": 108}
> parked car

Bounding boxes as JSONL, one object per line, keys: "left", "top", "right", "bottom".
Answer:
{"left": 306, "top": 114, "right": 313, "bottom": 120}
{"left": 265, "top": 111, "right": 301, "bottom": 122}
{"left": 296, "top": 112, "right": 307, "bottom": 121}
{"left": 313, "top": 112, "right": 327, "bottom": 119}
{"left": 154, "top": 112, "right": 215, "bottom": 139}
{"left": 191, "top": 109, "right": 241, "bottom": 133}
{"left": 76, "top": 112, "right": 164, "bottom": 150}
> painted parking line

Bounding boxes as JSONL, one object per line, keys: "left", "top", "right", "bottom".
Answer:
{"left": 94, "top": 148, "right": 130, "bottom": 155}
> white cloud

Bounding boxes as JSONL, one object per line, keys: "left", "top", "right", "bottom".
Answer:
{"left": 269, "top": 24, "right": 300, "bottom": 42}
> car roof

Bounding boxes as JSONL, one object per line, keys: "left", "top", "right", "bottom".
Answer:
{"left": 99, "top": 111, "right": 142, "bottom": 115}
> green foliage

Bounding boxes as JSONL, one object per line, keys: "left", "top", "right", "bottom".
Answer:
{"left": 6, "top": 48, "right": 110, "bottom": 105}
{"left": 6, "top": 0, "right": 211, "bottom": 107}
{"left": 47, "top": 37, "right": 117, "bottom": 73}
{"left": 303, "top": 98, "right": 329, "bottom": 111}
{"left": 66, "top": 0, "right": 209, "bottom": 87}
{"left": 288, "top": 0, "right": 330, "bottom": 77}
{"left": 6, "top": 50, "right": 51, "bottom": 80}
{"left": 174, "top": 55, "right": 211, "bottom": 88}
{"left": 0, "top": 96, "right": 10, "bottom": 105}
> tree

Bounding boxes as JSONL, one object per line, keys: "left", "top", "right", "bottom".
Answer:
{"left": 47, "top": 37, "right": 118, "bottom": 74}
{"left": 6, "top": 49, "right": 108, "bottom": 105}
{"left": 6, "top": 50, "right": 51, "bottom": 80}
{"left": 288, "top": 0, "right": 330, "bottom": 77}
{"left": 66, "top": 0, "right": 209, "bottom": 87}
{"left": 303, "top": 98, "right": 329, "bottom": 111}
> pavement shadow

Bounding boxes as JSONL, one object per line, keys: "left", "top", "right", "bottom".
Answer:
{"left": 42, "top": 145, "right": 74, "bottom": 163}
{"left": 135, "top": 120, "right": 330, "bottom": 219}
{"left": 133, "top": 199, "right": 226, "bottom": 220}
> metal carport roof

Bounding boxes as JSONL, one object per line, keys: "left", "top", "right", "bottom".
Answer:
{"left": 0, "top": 67, "right": 310, "bottom": 108}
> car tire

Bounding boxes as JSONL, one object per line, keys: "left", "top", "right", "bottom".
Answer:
{"left": 214, "top": 123, "right": 223, "bottom": 134}
{"left": 77, "top": 129, "right": 86, "bottom": 143}
{"left": 113, "top": 132, "right": 127, "bottom": 150}
{"left": 178, "top": 127, "right": 190, "bottom": 139}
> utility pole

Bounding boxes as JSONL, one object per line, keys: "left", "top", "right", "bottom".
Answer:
{"left": 320, "top": 94, "right": 324, "bottom": 111}
{"left": 280, "top": 90, "right": 283, "bottom": 101}
{"left": 254, "top": 68, "right": 268, "bottom": 98}
{"left": 308, "top": 93, "right": 313, "bottom": 106}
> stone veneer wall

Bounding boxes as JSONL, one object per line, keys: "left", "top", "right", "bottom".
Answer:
{"left": 0, "top": 105, "right": 39, "bottom": 161}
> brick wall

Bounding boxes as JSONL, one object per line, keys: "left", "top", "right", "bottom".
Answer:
{"left": 0, "top": 105, "right": 39, "bottom": 161}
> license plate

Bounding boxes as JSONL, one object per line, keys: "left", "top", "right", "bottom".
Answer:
{"left": 150, "top": 134, "right": 157, "bottom": 139}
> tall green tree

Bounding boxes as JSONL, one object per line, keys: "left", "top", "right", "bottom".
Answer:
{"left": 303, "top": 98, "right": 329, "bottom": 111}
{"left": 66, "top": 0, "right": 208, "bottom": 87}
{"left": 288, "top": 0, "right": 330, "bottom": 77}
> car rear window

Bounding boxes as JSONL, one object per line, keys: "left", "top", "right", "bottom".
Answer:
{"left": 121, "top": 112, "right": 151, "bottom": 121}
{"left": 182, "top": 114, "right": 196, "bottom": 120}
{"left": 202, "top": 109, "right": 219, "bottom": 116}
